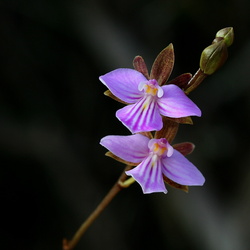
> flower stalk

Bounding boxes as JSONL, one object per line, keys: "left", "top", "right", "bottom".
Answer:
{"left": 62, "top": 166, "right": 133, "bottom": 250}
{"left": 184, "top": 69, "right": 208, "bottom": 95}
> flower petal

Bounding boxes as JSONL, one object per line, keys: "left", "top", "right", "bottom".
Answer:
{"left": 99, "top": 68, "right": 147, "bottom": 103}
{"left": 126, "top": 156, "right": 167, "bottom": 194}
{"left": 100, "top": 134, "right": 150, "bottom": 163}
{"left": 157, "top": 84, "right": 201, "bottom": 118}
{"left": 161, "top": 149, "right": 205, "bottom": 186}
{"left": 116, "top": 97, "right": 163, "bottom": 133}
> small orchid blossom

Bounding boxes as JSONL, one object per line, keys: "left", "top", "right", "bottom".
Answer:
{"left": 100, "top": 134, "right": 205, "bottom": 194}
{"left": 99, "top": 68, "right": 201, "bottom": 133}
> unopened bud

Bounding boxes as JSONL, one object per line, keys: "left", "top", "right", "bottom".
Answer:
{"left": 200, "top": 40, "right": 228, "bottom": 75}
{"left": 216, "top": 27, "right": 234, "bottom": 47}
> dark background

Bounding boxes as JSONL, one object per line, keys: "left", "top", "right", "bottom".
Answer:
{"left": 1, "top": 0, "right": 250, "bottom": 249}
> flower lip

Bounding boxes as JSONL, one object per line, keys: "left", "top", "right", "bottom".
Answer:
{"left": 138, "top": 79, "right": 164, "bottom": 98}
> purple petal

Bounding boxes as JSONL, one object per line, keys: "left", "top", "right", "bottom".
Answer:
{"left": 126, "top": 156, "right": 167, "bottom": 194}
{"left": 99, "top": 68, "right": 147, "bottom": 103}
{"left": 157, "top": 84, "right": 201, "bottom": 118}
{"left": 116, "top": 97, "right": 163, "bottom": 133}
{"left": 100, "top": 134, "right": 150, "bottom": 163}
{"left": 161, "top": 149, "right": 205, "bottom": 186}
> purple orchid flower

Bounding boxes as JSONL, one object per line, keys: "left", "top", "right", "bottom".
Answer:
{"left": 100, "top": 134, "right": 205, "bottom": 194}
{"left": 99, "top": 68, "right": 201, "bottom": 133}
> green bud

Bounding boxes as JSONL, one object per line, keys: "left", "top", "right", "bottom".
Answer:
{"left": 216, "top": 27, "right": 234, "bottom": 47}
{"left": 200, "top": 40, "right": 228, "bottom": 75}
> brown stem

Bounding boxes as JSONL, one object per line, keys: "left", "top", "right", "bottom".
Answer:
{"left": 184, "top": 68, "right": 207, "bottom": 94}
{"left": 62, "top": 166, "right": 132, "bottom": 250}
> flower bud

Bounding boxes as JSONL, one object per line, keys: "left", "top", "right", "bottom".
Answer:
{"left": 215, "top": 27, "right": 234, "bottom": 47}
{"left": 199, "top": 40, "right": 228, "bottom": 75}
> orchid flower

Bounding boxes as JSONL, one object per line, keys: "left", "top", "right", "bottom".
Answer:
{"left": 99, "top": 44, "right": 201, "bottom": 133}
{"left": 100, "top": 134, "right": 205, "bottom": 194}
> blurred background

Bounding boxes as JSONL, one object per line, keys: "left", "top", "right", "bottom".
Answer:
{"left": 1, "top": 0, "right": 250, "bottom": 249}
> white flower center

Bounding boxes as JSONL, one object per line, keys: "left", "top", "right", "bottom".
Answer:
{"left": 148, "top": 138, "right": 174, "bottom": 160}
{"left": 138, "top": 79, "right": 164, "bottom": 98}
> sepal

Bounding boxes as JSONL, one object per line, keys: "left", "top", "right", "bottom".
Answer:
{"left": 150, "top": 43, "right": 174, "bottom": 86}
{"left": 167, "top": 73, "right": 192, "bottom": 89}
{"left": 105, "top": 151, "right": 138, "bottom": 166}
{"left": 155, "top": 117, "right": 179, "bottom": 143}
{"left": 173, "top": 142, "right": 195, "bottom": 156}
{"left": 167, "top": 116, "right": 193, "bottom": 125}
{"left": 163, "top": 175, "right": 189, "bottom": 192}
{"left": 133, "top": 55, "right": 149, "bottom": 79}
{"left": 104, "top": 90, "right": 129, "bottom": 104}
{"left": 138, "top": 131, "right": 153, "bottom": 139}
